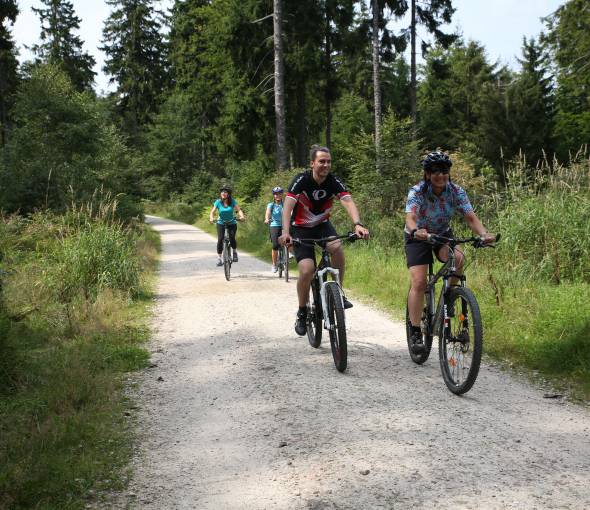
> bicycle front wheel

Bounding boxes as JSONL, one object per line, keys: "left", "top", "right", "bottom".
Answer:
{"left": 278, "top": 249, "right": 284, "bottom": 279}
{"left": 283, "top": 245, "right": 289, "bottom": 282}
{"left": 223, "top": 242, "right": 231, "bottom": 281}
{"left": 325, "top": 282, "right": 347, "bottom": 372}
{"left": 439, "top": 286, "right": 483, "bottom": 395}
{"left": 306, "top": 279, "right": 322, "bottom": 348}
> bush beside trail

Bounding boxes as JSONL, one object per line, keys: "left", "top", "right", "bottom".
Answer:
{"left": 0, "top": 207, "right": 158, "bottom": 509}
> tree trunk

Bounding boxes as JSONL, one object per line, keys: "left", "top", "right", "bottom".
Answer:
{"left": 325, "top": 13, "right": 332, "bottom": 148}
{"left": 372, "top": 0, "right": 381, "bottom": 173}
{"left": 410, "top": 0, "right": 417, "bottom": 134}
{"left": 296, "top": 80, "right": 307, "bottom": 167}
{"left": 273, "top": 0, "right": 288, "bottom": 170}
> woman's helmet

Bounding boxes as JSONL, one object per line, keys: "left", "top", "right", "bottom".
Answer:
{"left": 272, "top": 186, "right": 283, "bottom": 194}
{"left": 220, "top": 185, "right": 232, "bottom": 193}
{"left": 422, "top": 151, "right": 452, "bottom": 172}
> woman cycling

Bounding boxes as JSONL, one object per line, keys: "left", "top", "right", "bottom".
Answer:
{"left": 405, "top": 151, "right": 496, "bottom": 354}
{"left": 209, "top": 186, "right": 245, "bottom": 266}
{"left": 264, "top": 186, "right": 284, "bottom": 273}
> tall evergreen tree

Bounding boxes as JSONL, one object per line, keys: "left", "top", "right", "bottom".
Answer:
{"left": 101, "top": 0, "right": 169, "bottom": 144}
{"left": 31, "top": 0, "right": 96, "bottom": 92}
{"left": 406, "top": 0, "right": 457, "bottom": 129}
{"left": 273, "top": 0, "right": 287, "bottom": 170}
{"left": 0, "top": 0, "right": 19, "bottom": 146}
{"left": 542, "top": 0, "right": 590, "bottom": 159}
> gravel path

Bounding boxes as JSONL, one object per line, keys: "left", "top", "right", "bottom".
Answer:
{"left": 113, "top": 216, "right": 590, "bottom": 509}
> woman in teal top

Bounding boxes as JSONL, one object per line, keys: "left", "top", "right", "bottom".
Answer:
{"left": 209, "top": 186, "right": 245, "bottom": 266}
{"left": 264, "top": 186, "right": 284, "bottom": 273}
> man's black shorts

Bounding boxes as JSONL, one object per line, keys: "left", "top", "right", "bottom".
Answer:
{"left": 404, "top": 229, "right": 452, "bottom": 268}
{"left": 269, "top": 226, "right": 282, "bottom": 250}
{"left": 291, "top": 222, "right": 338, "bottom": 263}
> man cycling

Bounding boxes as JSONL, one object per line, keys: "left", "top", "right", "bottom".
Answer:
{"left": 280, "top": 145, "right": 370, "bottom": 336}
{"left": 405, "top": 151, "right": 496, "bottom": 353}
{"left": 264, "top": 186, "right": 285, "bottom": 273}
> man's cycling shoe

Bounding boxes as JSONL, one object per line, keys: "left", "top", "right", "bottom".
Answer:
{"left": 343, "top": 297, "right": 353, "bottom": 309}
{"left": 410, "top": 330, "right": 426, "bottom": 354}
{"left": 294, "top": 311, "right": 307, "bottom": 336}
{"left": 232, "top": 252, "right": 238, "bottom": 262}
{"left": 216, "top": 259, "right": 223, "bottom": 267}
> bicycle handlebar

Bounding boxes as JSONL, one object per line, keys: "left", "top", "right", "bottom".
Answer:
{"left": 291, "top": 231, "right": 361, "bottom": 247}
{"left": 427, "top": 232, "right": 501, "bottom": 248}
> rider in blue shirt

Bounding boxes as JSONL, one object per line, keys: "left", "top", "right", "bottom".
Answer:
{"left": 264, "top": 186, "right": 285, "bottom": 273}
{"left": 209, "top": 186, "right": 245, "bottom": 266}
{"left": 405, "top": 151, "right": 495, "bottom": 354}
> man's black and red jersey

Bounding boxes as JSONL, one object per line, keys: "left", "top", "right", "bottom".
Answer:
{"left": 286, "top": 170, "right": 351, "bottom": 227}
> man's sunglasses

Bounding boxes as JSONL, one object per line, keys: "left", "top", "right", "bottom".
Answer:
{"left": 428, "top": 166, "right": 450, "bottom": 175}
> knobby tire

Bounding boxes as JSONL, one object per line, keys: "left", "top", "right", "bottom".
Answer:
{"left": 325, "top": 282, "right": 347, "bottom": 372}
{"left": 307, "top": 279, "right": 322, "bottom": 348}
{"left": 223, "top": 240, "right": 231, "bottom": 281}
{"left": 439, "top": 286, "right": 483, "bottom": 395}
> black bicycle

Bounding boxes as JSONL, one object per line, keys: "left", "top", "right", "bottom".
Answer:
{"left": 218, "top": 220, "right": 238, "bottom": 281}
{"left": 405, "top": 233, "right": 500, "bottom": 395}
{"left": 293, "top": 233, "right": 359, "bottom": 372}
{"left": 277, "top": 243, "right": 289, "bottom": 282}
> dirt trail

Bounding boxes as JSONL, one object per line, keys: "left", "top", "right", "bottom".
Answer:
{"left": 113, "top": 216, "right": 590, "bottom": 509}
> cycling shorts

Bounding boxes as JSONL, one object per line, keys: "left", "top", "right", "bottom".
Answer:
{"left": 291, "top": 221, "right": 338, "bottom": 263}
{"left": 404, "top": 229, "right": 453, "bottom": 268}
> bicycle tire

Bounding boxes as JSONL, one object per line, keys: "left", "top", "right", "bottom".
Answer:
{"left": 439, "top": 286, "right": 483, "bottom": 395}
{"left": 283, "top": 245, "right": 289, "bottom": 282}
{"left": 325, "top": 282, "right": 347, "bottom": 372}
{"left": 223, "top": 241, "right": 231, "bottom": 281}
{"left": 278, "top": 249, "right": 283, "bottom": 279}
{"left": 306, "top": 278, "right": 322, "bottom": 348}
{"left": 405, "top": 291, "right": 433, "bottom": 365}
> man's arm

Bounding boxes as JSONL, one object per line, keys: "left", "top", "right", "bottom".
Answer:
{"left": 279, "top": 198, "right": 296, "bottom": 244}
{"left": 340, "top": 196, "right": 369, "bottom": 239}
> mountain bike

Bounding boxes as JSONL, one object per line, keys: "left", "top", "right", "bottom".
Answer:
{"left": 293, "top": 232, "right": 360, "bottom": 372}
{"left": 405, "top": 233, "right": 500, "bottom": 395}
{"left": 277, "top": 244, "right": 289, "bottom": 282}
{"left": 219, "top": 220, "right": 238, "bottom": 281}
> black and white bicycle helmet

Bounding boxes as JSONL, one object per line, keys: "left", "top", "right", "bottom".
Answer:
{"left": 422, "top": 151, "right": 452, "bottom": 171}
{"left": 272, "top": 186, "right": 283, "bottom": 194}
{"left": 220, "top": 185, "right": 232, "bottom": 193}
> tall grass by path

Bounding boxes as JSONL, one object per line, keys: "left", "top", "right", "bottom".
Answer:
{"left": 0, "top": 209, "right": 159, "bottom": 509}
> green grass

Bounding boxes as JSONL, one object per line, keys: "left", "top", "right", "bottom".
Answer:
{"left": 0, "top": 216, "right": 159, "bottom": 509}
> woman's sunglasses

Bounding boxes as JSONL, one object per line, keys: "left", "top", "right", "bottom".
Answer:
{"left": 428, "top": 166, "right": 450, "bottom": 175}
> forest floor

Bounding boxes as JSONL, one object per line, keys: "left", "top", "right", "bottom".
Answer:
{"left": 105, "top": 216, "right": 590, "bottom": 510}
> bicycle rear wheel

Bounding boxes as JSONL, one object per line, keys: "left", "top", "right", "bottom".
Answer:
{"left": 306, "top": 279, "right": 322, "bottom": 348}
{"left": 325, "top": 282, "right": 347, "bottom": 372}
{"left": 283, "top": 245, "right": 289, "bottom": 282}
{"left": 278, "top": 249, "right": 284, "bottom": 279}
{"left": 405, "top": 291, "right": 433, "bottom": 365}
{"left": 439, "top": 286, "right": 483, "bottom": 395}
{"left": 223, "top": 241, "right": 231, "bottom": 281}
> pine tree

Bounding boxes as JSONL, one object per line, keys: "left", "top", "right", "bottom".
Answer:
{"left": 101, "top": 0, "right": 169, "bottom": 144}
{"left": 0, "top": 0, "right": 19, "bottom": 146}
{"left": 31, "top": 0, "right": 96, "bottom": 92}
{"left": 542, "top": 0, "right": 590, "bottom": 159}
{"left": 407, "top": 0, "right": 457, "bottom": 130}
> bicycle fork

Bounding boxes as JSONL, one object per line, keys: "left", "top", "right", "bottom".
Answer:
{"left": 317, "top": 267, "right": 343, "bottom": 331}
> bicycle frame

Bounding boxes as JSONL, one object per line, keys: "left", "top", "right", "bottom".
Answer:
{"left": 425, "top": 242, "right": 466, "bottom": 337}
{"left": 315, "top": 250, "right": 344, "bottom": 331}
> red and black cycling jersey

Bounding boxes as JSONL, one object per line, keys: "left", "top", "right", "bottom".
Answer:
{"left": 286, "top": 170, "right": 351, "bottom": 227}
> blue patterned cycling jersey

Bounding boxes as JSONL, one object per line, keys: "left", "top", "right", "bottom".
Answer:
{"left": 405, "top": 181, "right": 473, "bottom": 234}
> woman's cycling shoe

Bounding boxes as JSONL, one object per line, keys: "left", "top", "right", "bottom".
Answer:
{"left": 343, "top": 297, "right": 353, "bottom": 309}
{"left": 410, "top": 330, "right": 426, "bottom": 354}
{"left": 216, "top": 259, "right": 223, "bottom": 267}
{"left": 232, "top": 252, "right": 238, "bottom": 262}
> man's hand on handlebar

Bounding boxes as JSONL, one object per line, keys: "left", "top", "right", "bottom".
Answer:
{"left": 279, "top": 233, "right": 292, "bottom": 246}
{"left": 354, "top": 224, "right": 370, "bottom": 240}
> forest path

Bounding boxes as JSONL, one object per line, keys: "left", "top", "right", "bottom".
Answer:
{"left": 113, "top": 216, "right": 590, "bottom": 509}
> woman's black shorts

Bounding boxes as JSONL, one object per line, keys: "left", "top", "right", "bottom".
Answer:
{"left": 404, "top": 229, "right": 452, "bottom": 268}
{"left": 291, "top": 222, "right": 338, "bottom": 263}
{"left": 269, "top": 226, "right": 282, "bottom": 250}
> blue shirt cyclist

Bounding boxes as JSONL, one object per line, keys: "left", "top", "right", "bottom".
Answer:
{"left": 265, "top": 186, "right": 285, "bottom": 273}
{"left": 209, "top": 186, "right": 245, "bottom": 266}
